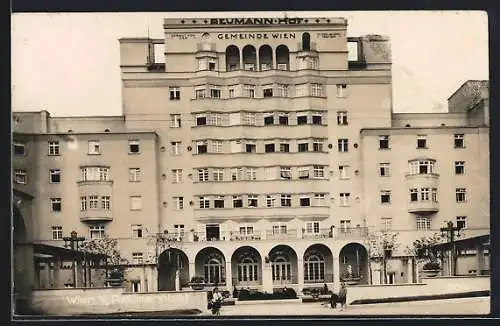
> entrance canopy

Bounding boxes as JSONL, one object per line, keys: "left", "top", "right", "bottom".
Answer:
{"left": 431, "top": 234, "right": 490, "bottom": 250}
{"left": 33, "top": 243, "right": 107, "bottom": 261}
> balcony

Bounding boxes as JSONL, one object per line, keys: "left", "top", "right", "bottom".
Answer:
{"left": 405, "top": 173, "right": 439, "bottom": 188}
{"left": 80, "top": 209, "right": 113, "bottom": 222}
{"left": 190, "top": 124, "right": 328, "bottom": 140}
{"left": 77, "top": 180, "right": 113, "bottom": 194}
{"left": 408, "top": 200, "right": 439, "bottom": 214}
{"left": 193, "top": 206, "right": 330, "bottom": 221}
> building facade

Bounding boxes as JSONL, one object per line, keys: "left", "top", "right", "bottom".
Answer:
{"left": 12, "top": 17, "right": 489, "bottom": 295}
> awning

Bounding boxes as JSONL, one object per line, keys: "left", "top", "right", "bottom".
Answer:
{"left": 431, "top": 234, "right": 490, "bottom": 251}
{"left": 33, "top": 243, "right": 107, "bottom": 261}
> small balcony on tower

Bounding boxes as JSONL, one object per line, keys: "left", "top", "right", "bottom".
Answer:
{"left": 406, "top": 158, "right": 440, "bottom": 214}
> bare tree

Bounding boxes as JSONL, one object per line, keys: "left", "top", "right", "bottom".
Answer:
{"left": 406, "top": 233, "right": 444, "bottom": 271}
{"left": 80, "top": 235, "right": 128, "bottom": 279}
{"left": 367, "top": 231, "right": 400, "bottom": 284}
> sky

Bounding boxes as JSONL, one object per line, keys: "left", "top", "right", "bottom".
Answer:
{"left": 11, "top": 11, "right": 488, "bottom": 116}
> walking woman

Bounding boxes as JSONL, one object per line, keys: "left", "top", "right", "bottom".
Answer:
{"left": 211, "top": 287, "right": 223, "bottom": 315}
{"left": 338, "top": 282, "right": 348, "bottom": 311}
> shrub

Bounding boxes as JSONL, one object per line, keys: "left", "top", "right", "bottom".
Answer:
{"left": 237, "top": 289, "right": 298, "bottom": 301}
{"left": 422, "top": 261, "right": 440, "bottom": 270}
{"left": 190, "top": 276, "right": 205, "bottom": 283}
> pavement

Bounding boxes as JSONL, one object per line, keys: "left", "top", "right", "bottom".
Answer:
{"left": 200, "top": 296, "right": 490, "bottom": 316}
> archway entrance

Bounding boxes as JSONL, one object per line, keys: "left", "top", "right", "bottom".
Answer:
{"left": 231, "top": 246, "right": 262, "bottom": 287}
{"left": 158, "top": 248, "right": 189, "bottom": 291}
{"left": 303, "top": 244, "right": 333, "bottom": 284}
{"left": 339, "top": 243, "right": 369, "bottom": 285}
{"left": 195, "top": 247, "right": 226, "bottom": 285}
{"left": 13, "top": 202, "right": 31, "bottom": 313}
{"left": 268, "top": 245, "right": 298, "bottom": 285}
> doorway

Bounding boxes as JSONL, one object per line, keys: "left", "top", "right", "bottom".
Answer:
{"left": 387, "top": 272, "right": 395, "bottom": 284}
{"left": 206, "top": 224, "right": 220, "bottom": 241}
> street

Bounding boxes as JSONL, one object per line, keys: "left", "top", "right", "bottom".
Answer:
{"left": 201, "top": 296, "right": 490, "bottom": 316}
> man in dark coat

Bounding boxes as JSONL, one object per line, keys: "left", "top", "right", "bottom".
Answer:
{"left": 330, "top": 291, "right": 339, "bottom": 309}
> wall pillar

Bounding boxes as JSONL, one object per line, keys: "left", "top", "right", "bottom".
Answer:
{"left": 407, "top": 258, "right": 414, "bottom": 283}
{"left": 476, "top": 244, "right": 485, "bottom": 276}
{"left": 140, "top": 266, "right": 146, "bottom": 292}
{"left": 151, "top": 266, "right": 158, "bottom": 291}
{"left": 297, "top": 259, "right": 304, "bottom": 292}
{"left": 53, "top": 259, "right": 61, "bottom": 288}
{"left": 239, "top": 49, "right": 244, "bottom": 70}
{"left": 225, "top": 261, "right": 232, "bottom": 290}
{"left": 256, "top": 53, "right": 260, "bottom": 71}
{"left": 189, "top": 262, "right": 196, "bottom": 280}
{"left": 332, "top": 256, "right": 340, "bottom": 293}
{"left": 262, "top": 260, "right": 273, "bottom": 293}
{"left": 272, "top": 47, "right": 277, "bottom": 69}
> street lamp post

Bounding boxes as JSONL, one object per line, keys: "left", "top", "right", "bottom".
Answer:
{"left": 440, "top": 221, "right": 462, "bottom": 276}
{"left": 63, "top": 231, "right": 85, "bottom": 288}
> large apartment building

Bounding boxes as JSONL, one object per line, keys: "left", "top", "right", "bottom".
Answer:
{"left": 13, "top": 17, "right": 489, "bottom": 295}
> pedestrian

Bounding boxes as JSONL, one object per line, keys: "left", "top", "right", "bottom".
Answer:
{"left": 211, "top": 287, "right": 223, "bottom": 315}
{"left": 330, "top": 290, "right": 339, "bottom": 309}
{"left": 232, "top": 285, "right": 239, "bottom": 299}
{"left": 338, "top": 282, "right": 348, "bottom": 311}
{"left": 323, "top": 283, "right": 328, "bottom": 294}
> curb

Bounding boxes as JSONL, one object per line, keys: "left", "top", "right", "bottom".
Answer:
{"left": 350, "top": 290, "right": 490, "bottom": 305}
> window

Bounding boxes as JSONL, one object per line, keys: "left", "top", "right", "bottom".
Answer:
{"left": 243, "top": 112, "right": 256, "bottom": 126}
{"left": 298, "top": 167, "right": 309, "bottom": 179}
{"left": 128, "top": 140, "right": 140, "bottom": 154}
{"left": 132, "top": 224, "right": 143, "bottom": 238}
{"left": 381, "top": 218, "right": 392, "bottom": 231}
{"left": 264, "top": 113, "right": 274, "bottom": 125}
{"left": 313, "top": 165, "right": 325, "bottom": 178}
{"left": 421, "top": 188, "right": 430, "bottom": 201}
{"left": 132, "top": 252, "right": 144, "bottom": 264}
{"left": 170, "top": 114, "right": 181, "bottom": 128}
{"left": 129, "top": 168, "right": 141, "bottom": 182}
{"left": 295, "top": 84, "right": 308, "bottom": 97}
{"left": 313, "top": 193, "right": 326, "bottom": 206}
{"left": 214, "top": 196, "right": 225, "bottom": 208}
{"left": 89, "top": 225, "right": 105, "bottom": 239}
{"left": 416, "top": 217, "right": 431, "bottom": 230}
{"left": 340, "top": 220, "right": 351, "bottom": 233}
{"left": 310, "top": 83, "right": 323, "bottom": 97}
{"left": 230, "top": 140, "right": 242, "bottom": 153}
{"left": 80, "top": 167, "right": 109, "bottom": 182}
{"left": 278, "top": 113, "right": 289, "bottom": 125}
{"left": 312, "top": 112, "right": 323, "bottom": 125}
{"left": 198, "top": 168, "right": 209, "bottom": 182}
{"left": 380, "top": 190, "right": 391, "bottom": 204}
{"left": 195, "top": 88, "right": 206, "bottom": 99}
{"left": 174, "top": 196, "right": 184, "bottom": 210}
{"left": 417, "top": 135, "right": 427, "bottom": 149}
{"left": 239, "top": 225, "right": 254, "bottom": 235}
{"left": 48, "top": 141, "right": 60, "bottom": 155}
{"left": 246, "top": 168, "right": 257, "bottom": 181}
{"left": 244, "top": 63, "right": 255, "bottom": 71}
{"left": 13, "top": 141, "right": 25, "bottom": 155}
{"left": 209, "top": 113, "right": 222, "bottom": 126}
{"left": 272, "top": 224, "right": 287, "bottom": 234}
{"left": 247, "top": 195, "right": 258, "bottom": 207}
{"left": 432, "top": 188, "right": 438, "bottom": 202}
{"left": 266, "top": 195, "right": 276, "bottom": 208}
{"left": 169, "top": 86, "right": 180, "bottom": 100}
{"left": 130, "top": 196, "right": 142, "bottom": 210}
{"left": 454, "top": 134, "right": 464, "bottom": 148}
{"left": 52, "top": 226, "right": 63, "bottom": 240}
{"left": 174, "top": 224, "right": 185, "bottom": 238}
{"left": 213, "top": 168, "right": 224, "bottom": 181}
{"left": 379, "top": 135, "right": 389, "bottom": 149}
{"left": 263, "top": 87, "right": 273, "bottom": 98}
{"left": 196, "top": 114, "right": 207, "bottom": 126}
{"left": 88, "top": 195, "right": 99, "bottom": 209}
{"left": 280, "top": 166, "right": 291, "bottom": 180}
{"left": 199, "top": 196, "right": 210, "bottom": 209}
{"left": 244, "top": 84, "right": 256, "bottom": 98}
{"left": 51, "top": 198, "right": 62, "bottom": 212}
{"left": 456, "top": 216, "right": 467, "bottom": 229}
{"left": 211, "top": 140, "right": 223, "bottom": 153}
{"left": 264, "top": 167, "right": 275, "bottom": 180}
{"left": 455, "top": 161, "right": 465, "bottom": 174}
{"left": 87, "top": 140, "right": 101, "bottom": 154}
{"left": 231, "top": 168, "right": 243, "bottom": 181}
{"left": 338, "top": 139, "right": 348, "bottom": 152}
{"left": 233, "top": 196, "right": 243, "bottom": 208}
{"left": 80, "top": 196, "right": 87, "bottom": 211}
{"left": 101, "top": 196, "right": 111, "bottom": 210}
{"left": 197, "top": 140, "right": 208, "bottom": 154}
{"left": 456, "top": 188, "right": 466, "bottom": 202}
{"left": 277, "top": 84, "right": 289, "bottom": 97}
{"left": 305, "top": 221, "right": 320, "bottom": 234}
{"left": 277, "top": 63, "right": 288, "bottom": 70}
{"left": 208, "top": 61, "right": 216, "bottom": 71}
{"left": 297, "top": 113, "right": 308, "bottom": 125}
{"left": 339, "top": 193, "right": 350, "bottom": 206}
{"left": 172, "top": 169, "right": 182, "bottom": 183}
{"left": 337, "top": 111, "right": 348, "bottom": 125}
{"left": 336, "top": 84, "right": 347, "bottom": 97}
{"left": 313, "top": 139, "right": 323, "bottom": 152}
{"left": 409, "top": 160, "right": 435, "bottom": 175}
{"left": 410, "top": 188, "right": 418, "bottom": 202}
{"left": 228, "top": 87, "right": 235, "bottom": 98}
{"left": 339, "top": 165, "right": 349, "bottom": 179}
{"left": 298, "top": 142, "right": 309, "bottom": 152}
{"left": 300, "top": 195, "right": 311, "bottom": 207}
{"left": 379, "top": 163, "right": 390, "bottom": 177}
{"left": 245, "top": 142, "right": 256, "bottom": 153}
{"left": 280, "top": 194, "right": 291, "bottom": 207}
{"left": 210, "top": 85, "right": 221, "bottom": 98}
{"left": 170, "top": 141, "right": 181, "bottom": 156}
{"left": 14, "top": 169, "right": 27, "bottom": 184}
{"left": 265, "top": 143, "right": 275, "bottom": 153}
